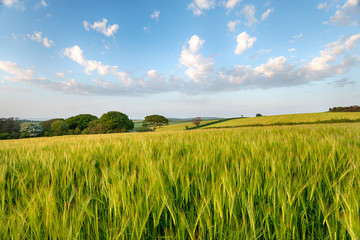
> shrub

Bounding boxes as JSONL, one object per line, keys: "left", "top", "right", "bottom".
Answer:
{"left": 50, "top": 120, "right": 69, "bottom": 136}
{"left": 20, "top": 123, "right": 43, "bottom": 138}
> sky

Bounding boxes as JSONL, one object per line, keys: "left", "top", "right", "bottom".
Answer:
{"left": 0, "top": 0, "right": 359, "bottom": 119}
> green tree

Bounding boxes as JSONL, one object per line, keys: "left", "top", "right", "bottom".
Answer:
{"left": 83, "top": 119, "right": 107, "bottom": 134}
{"left": 65, "top": 114, "right": 98, "bottom": 131}
{"left": 256, "top": 113, "right": 262, "bottom": 117}
{"left": 142, "top": 114, "right": 169, "bottom": 131}
{"left": 99, "top": 111, "right": 134, "bottom": 133}
{"left": 20, "top": 123, "right": 43, "bottom": 138}
{"left": 0, "top": 117, "right": 21, "bottom": 139}
{"left": 40, "top": 118, "right": 64, "bottom": 136}
{"left": 50, "top": 120, "right": 69, "bottom": 136}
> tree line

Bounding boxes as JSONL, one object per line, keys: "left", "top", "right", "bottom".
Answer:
{"left": 329, "top": 105, "right": 360, "bottom": 112}
{"left": 0, "top": 112, "right": 170, "bottom": 140}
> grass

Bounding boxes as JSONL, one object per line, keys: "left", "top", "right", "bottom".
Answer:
{"left": 200, "top": 112, "right": 360, "bottom": 129}
{"left": 156, "top": 119, "right": 219, "bottom": 131}
{"left": 1, "top": 123, "right": 360, "bottom": 239}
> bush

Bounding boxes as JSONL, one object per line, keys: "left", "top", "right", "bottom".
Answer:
{"left": 50, "top": 120, "right": 69, "bottom": 136}
{"left": 0, "top": 132, "right": 11, "bottom": 140}
{"left": 83, "top": 120, "right": 107, "bottom": 134}
{"left": 134, "top": 127, "right": 153, "bottom": 132}
{"left": 20, "top": 123, "right": 43, "bottom": 138}
{"left": 256, "top": 113, "right": 263, "bottom": 117}
{"left": 40, "top": 118, "right": 64, "bottom": 134}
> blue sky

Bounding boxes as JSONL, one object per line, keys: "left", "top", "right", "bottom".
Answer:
{"left": 0, "top": 0, "right": 359, "bottom": 119}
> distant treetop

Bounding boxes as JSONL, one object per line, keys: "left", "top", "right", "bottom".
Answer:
{"left": 329, "top": 105, "right": 360, "bottom": 112}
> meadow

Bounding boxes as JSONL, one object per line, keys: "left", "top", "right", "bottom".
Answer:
{"left": 157, "top": 112, "right": 360, "bottom": 132}
{"left": 1, "top": 122, "right": 359, "bottom": 239}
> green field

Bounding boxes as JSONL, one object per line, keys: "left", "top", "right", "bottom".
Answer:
{"left": 202, "top": 112, "right": 360, "bottom": 129}
{"left": 156, "top": 112, "right": 360, "bottom": 132}
{"left": 1, "top": 122, "right": 360, "bottom": 239}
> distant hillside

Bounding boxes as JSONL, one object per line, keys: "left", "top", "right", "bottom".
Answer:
{"left": 157, "top": 112, "right": 360, "bottom": 131}
{"left": 200, "top": 112, "right": 360, "bottom": 129}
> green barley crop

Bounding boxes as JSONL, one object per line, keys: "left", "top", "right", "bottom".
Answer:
{"left": 0, "top": 123, "right": 359, "bottom": 239}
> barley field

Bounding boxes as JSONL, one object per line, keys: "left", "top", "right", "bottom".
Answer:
{"left": 1, "top": 123, "right": 359, "bottom": 239}
{"left": 157, "top": 112, "right": 360, "bottom": 132}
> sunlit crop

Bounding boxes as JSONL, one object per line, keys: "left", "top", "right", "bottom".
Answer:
{"left": 1, "top": 123, "right": 359, "bottom": 239}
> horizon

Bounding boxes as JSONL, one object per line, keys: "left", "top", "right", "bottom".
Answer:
{"left": 0, "top": 0, "right": 359, "bottom": 119}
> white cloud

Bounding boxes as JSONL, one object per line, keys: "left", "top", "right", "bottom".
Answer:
{"left": 188, "top": 0, "right": 216, "bottom": 16}
{"left": 40, "top": 0, "right": 46, "bottom": 7}
{"left": 63, "top": 45, "right": 132, "bottom": 86}
{"left": 55, "top": 72, "right": 65, "bottom": 78}
{"left": 226, "top": 0, "right": 242, "bottom": 9}
{"left": 1, "top": 0, "right": 25, "bottom": 10}
{"left": 27, "top": 32, "right": 54, "bottom": 48}
{"left": 179, "top": 35, "right": 214, "bottom": 83}
{"left": 83, "top": 18, "right": 119, "bottom": 37}
{"left": 317, "top": 2, "right": 328, "bottom": 10}
{"left": 0, "top": 61, "right": 35, "bottom": 81}
{"left": 330, "top": 0, "right": 360, "bottom": 26}
{"left": 2, "top": 34, "right": 360, "bottom": 96}
{"left": 240, "top": 5, "right": 258, "bottom": 27}
{"left": 150, "top": 10, "right": 160, "bottom": 21}
{"left": 235, "top": 32, "right": 256, "bottom": 55}
{"left": 261, "top": 8, "right": 274, "bottom": 21}
{"left": 42, "top": 37, "right": 54, "bottom": 48}
{"left": 288, "top": 48, "right": 296, "bottom": 52}
{"left": 227, "top": 20, "right": 241, "bottom": 32}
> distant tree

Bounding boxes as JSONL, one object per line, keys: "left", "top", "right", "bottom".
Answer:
{"left": 83, "top": 119, "right": 107, "bottom": 134}
{"left": 50, "top": 120, "right": 69, "bottom": 136}
{"left": 65, "top": 114, "right": 98, "bottom": 131}
{"left": 329, "top": 105, "right": 360, "bottom": 112}
{"left": 40, "top": 118, "right": 64, "bottom": 136}
{"left": 0, "top": 133, "right": 11, "bottom": 140}
{"left": 142, "top": 114, "right": 169, "bottom": 131}
{"left": 192, "top": 117, "right": 201, "bottom": 127}
{"left": 99, "top": 111, "right": 134, "bottom": 133}
{"left": 20, "top": 123, "right": 43, "bottom": 138}
{"left": 0, "top": 117, "right": 21, "bottom": 139}
{"left": 256, "top": 113, "right": 262, "bottom": 117}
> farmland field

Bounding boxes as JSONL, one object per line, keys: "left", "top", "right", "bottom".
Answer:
{"left": 202, "top": 112, "right": 360, "bottom": 129}
{"left": 1, "top": 123, "right": 360, "bottom": 239}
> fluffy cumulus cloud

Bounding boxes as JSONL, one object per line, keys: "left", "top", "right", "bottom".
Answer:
{"left": 227, "top": 20, "right": 241, "bottom": 32}
{"left": 1, "top": 34, "right": 359, "bottom": 95}
{"left": 240, "top": 5, "right": 258, "bottom": 27}
{"left": 226, "top": 0, "right": 242, "bottom": 9}
{"left": 150, "top": 10, "right": 160, "bottom": 21}
{"left": 235, "top": 32, "right": 256, "bottom": 55}
{"left": 179, "top": 35, "right": 214, "bottom": 83}
{"left": 1, "top": 0, "right": 25, "bottom": 10}
{"left": 188, "top": 0, "right": 216, "bottom": 16}
{"left": 27, "top": 31, "right": 55, "bottom": 48}
{"left": 261, "top": 8, "right": 274, "bottom": 21}
{"left": 329, "top": 0, "right": 360, "bottom": 26}
{"left": 83, "top": 18, "right": 119, "bottom": 37}
{"left": 63, "top": 45, "right": 130, "bottom": 84}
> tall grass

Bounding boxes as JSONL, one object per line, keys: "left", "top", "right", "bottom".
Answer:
{"left": 0, "top": 123, "right": 359, "bottom": 239}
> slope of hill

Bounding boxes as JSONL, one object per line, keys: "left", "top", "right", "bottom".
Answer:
{"left": 156, "top": 119, "right": 219, "bottom": 132}
{"left": 200, "top": 112, "right": 360, "bottom": 129}
{"left": 157, "top": 112, "right": 360, "bottom": 131}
